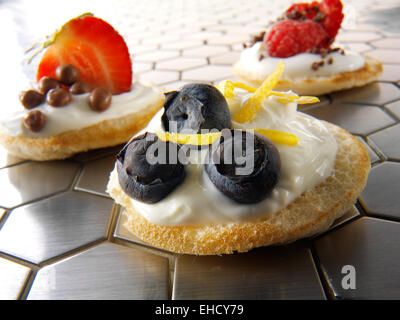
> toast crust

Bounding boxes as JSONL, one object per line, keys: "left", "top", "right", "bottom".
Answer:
{"left": 0, "top": 91, "right": 164, "bottom": 161}
{"left": 107, "top": 122, "right": 370, "bottom": 255}
{"left": 233, "top": 56, "right": 383, "bottom": 96}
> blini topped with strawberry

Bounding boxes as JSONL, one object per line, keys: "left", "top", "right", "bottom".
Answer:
{"left": 0, "top": 13, "right": 164, "bottom": 161}
{"left": 233, "top": 0, "right": 382, "bottom": 95}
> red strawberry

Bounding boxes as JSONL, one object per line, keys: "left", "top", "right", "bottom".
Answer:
{"left": 265, "top": 19, "right": 329, "bottom": 58}
{"left": 36, "top": 14, "right": 132, "bottom": 95}
{"left": 320, "top": 0, "right": 344, "bottom": 39}
{"left": 285, "top": 0, "right": 343, "bottom": 41}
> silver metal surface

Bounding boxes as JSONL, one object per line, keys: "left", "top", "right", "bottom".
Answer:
{"left": 0, "top": 191, "right": 113, "bottom": 264}
{"left": 0, "top": 161, "right": 81, "bottom": 209}
{"left": 173, "top": 244, "right": 324, "bottom": 300}
{"left": 74, "top": 156, "right": 116, "bottom": 197}
{"left": 0, "top": 0, "right": 399, "bottom": 300}
{"left": 0, "top": 257, "right": 30, "bottom": 299}
{"left": 27, "top": 242, "right": 169, "bottom": 300}
{"left": 331, "top": 82, "right": 400, "bottom": 106}
{"left": 314, "top": 217, "right": 400, "bottom": 299}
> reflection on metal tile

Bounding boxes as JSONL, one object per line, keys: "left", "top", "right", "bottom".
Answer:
{"left": 72, "top": 144, "right": 122, "bottom": 163}
{"left": 75, "top": 156, "right": 116, "bottom": 197}
{"left": 331, "top": 82, "right": 400, "bottom": 106}
{"left": 314, "top": 217, "right": 400, "bottom": 299}
{"left": 379, "top": 64, "right": 400, "bottom": 82}
{"left": 359, "top": 161, "right": 400, "bottom": 220}
{"left": 173, "top": 244, "right": 324, "bottom": 300}
{"left": 336, "top": 31, "right": 381, "bottom": 42}
{"left": 368, "top": 124, "right": 400, "bottom": 160}
{"left": 371, "top": 38, "right": 400, "bottom": 49}
{"left": 0, "top": 191, "right": 113, "bottom": 264}
{"left": 28, "top": 242, "right": 169, "bottom": 300}
{"left": 386, "top": 100, "right": 400, "bottom": 119}
{"left": 366, "top": 49, "right": 400, "bottom": 64}
{"left": 0, "top": 161, "right": 81, "bottom": 209}
{"left": 329, "top": 206, "right": 360, "bottom": 230}
{"left": 0, "top": 257, "right": 30, "bottom": 300}
{"left": 182, "top": 65, "right": 233, "bottom": 82}
{"left": 356, "top": 136, "right": 380, "bottom": 164}
{"left": 304, "top": 103, "right": 395, "bottom": 135}
{"left": 0, "top": 146, "right": 25, "bottom": 169}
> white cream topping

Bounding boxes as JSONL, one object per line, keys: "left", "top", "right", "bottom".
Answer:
{"left": 123, "top": 89, "right": 338, "bottom": 226}
{"left": 239, "top": 41, "right": 366, "bottom": 79}
{"left": 0, "top": 81, "right": 162, "bottom": 137}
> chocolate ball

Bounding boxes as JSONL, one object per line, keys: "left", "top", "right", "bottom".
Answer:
{"left": 70, "top": 81, "right": 91, "bottom": 95}
{"left": 47, "top": 88, "right": 71, "bottom": 107}
{"left": 24, "top": 110, "right": 46, "bottom": 132}
{"left": 56, "top": 64, "right": 80, "bottom": 85}
{"left": 19, "top": 90, "right": 44, "bottom": 109}
{"left": 38, "top": 76, "right": 60, "bottom": 94}
{"left": 89, "top": 88, "right": 112, "bottom": 112}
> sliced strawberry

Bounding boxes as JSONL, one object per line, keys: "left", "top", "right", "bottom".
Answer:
{"left": 36, "top": 14, "right": 132, "bottom": 95}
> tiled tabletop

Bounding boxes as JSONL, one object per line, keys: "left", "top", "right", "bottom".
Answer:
{"left": 1, "top": 0, "right": 400, "bottom": 300}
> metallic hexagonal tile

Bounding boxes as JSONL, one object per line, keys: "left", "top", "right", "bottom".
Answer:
{"left": 157, "top": 57, "right": 207, "bottom": 71}
{"left": 359, "top": 161, "right": 400, "bottom": 219}
{"left": 0, "top": 257, "right": 30, "bottom": 299}
{"left": 0, "top": 161, "right": 81, "bottom": 209}
{"left": 314, "top": 217, "right": 400, "bottom": 299}
{"left": 356, "top": 136, "right": 381, "bottom": 164}
{"left": 379, "top": 64, "right": 400, "bottom": 82}
{"left": 135, "top": 50, "right": 180, "bottom": 63}
{"left": 72, "top": 144, "right": 122, "bottom": 163}
{"left": 385, "top": 100, "right": 400, "bottom": 119}
{"left": 336, "top": 31, "right": 382, "bottom": 43}
{"left": 371, "top": 38, "right": 400, "bottom": 49}
{"left": 368, "top": 124, "right": 400, "bottom": 160}
{"left": 139, "top": 70, "right": 180, "bottom": 86}
{"left": 210, "top": 51, "right": 241, "bottom": 65}
{"left": 27, "top": 242, "right": 169, "bottom": 300}
{"left": 74, "top": 155, "right": 116, "bottom": 197}
{"left": 304, "top": 103, "right": 395, "bottom": 136}
{"left": 0, "top": 191, "right": 113, "bottom": 264}
{"left": 173, "top": 243, "right": 324, "bottom": 300}
{"left": 343, "top": 43, "right": 373, "bottom": 53}
{"left": 183, "top": 45, "right": 230, "bottom": 58}
{"left": 0, "top": 146, "right": 25, "bottom": 170}
{"left": 329, "top": 206, "right": 360, "bottom": 231}
{"left": 182, "top": 65, "right": 234, "bottom": 82}
{"left": 330, "top": 82, "right": 400, "bottom": 106}
{"left": 365, "top": 49, "right": 400, "bottom": 64}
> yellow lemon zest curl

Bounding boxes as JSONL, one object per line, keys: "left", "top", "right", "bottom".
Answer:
{"left": 217, "top": 62, "right": 319, "bottom": 123}
{"left": 156, "top": 129, "right": 299, "bottom": 147}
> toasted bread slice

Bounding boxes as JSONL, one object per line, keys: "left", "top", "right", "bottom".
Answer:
{"left": 233, "top": 56, "right": 382, "bottom": 96}
{"left": 107, "top": 122, "right": 370, "bottom": 255}
{"left": 0, "top": 87, "right": 164, "bottom": 161}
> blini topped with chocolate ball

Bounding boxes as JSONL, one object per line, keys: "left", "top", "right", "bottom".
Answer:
{"left": 233, "top": 0, "right": 382, "bottom": 96}
{"left": 107, "top": 64, "right": 370, "bottom": 255}
{"left": 0, "top": 13, "right": 164, "bottom": 161}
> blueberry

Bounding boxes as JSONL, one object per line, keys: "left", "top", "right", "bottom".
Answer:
{"left": 161, "top": 83, "right": 231, "bottom": 133}
{"left": 204, "top": 130, "right": 281, "bottom": 204}
{"left": 116, "top": 133, "right": 186, "bottom": 203}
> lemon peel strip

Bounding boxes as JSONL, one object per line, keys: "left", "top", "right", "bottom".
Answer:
{"left": 254, "top": 129, "right": 299, "bottom": 146}
{"left": 233, "top": 61, "right": 285, "bottom": 123}
{"left": 156, "top": 131, "right": 221, "bottom": 146}
{"left": 155, "top": 129, "right": 299, "bottom": 147}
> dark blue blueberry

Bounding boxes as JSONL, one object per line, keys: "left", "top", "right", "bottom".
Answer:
{"left": 116, "top": 133, "right": 186, "bottom": 203}
{"left": 161, "top": 83, "right": 231, "bottom": 133}
{"left": 204, "top": 130, "right": 281, "bottom": 204}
